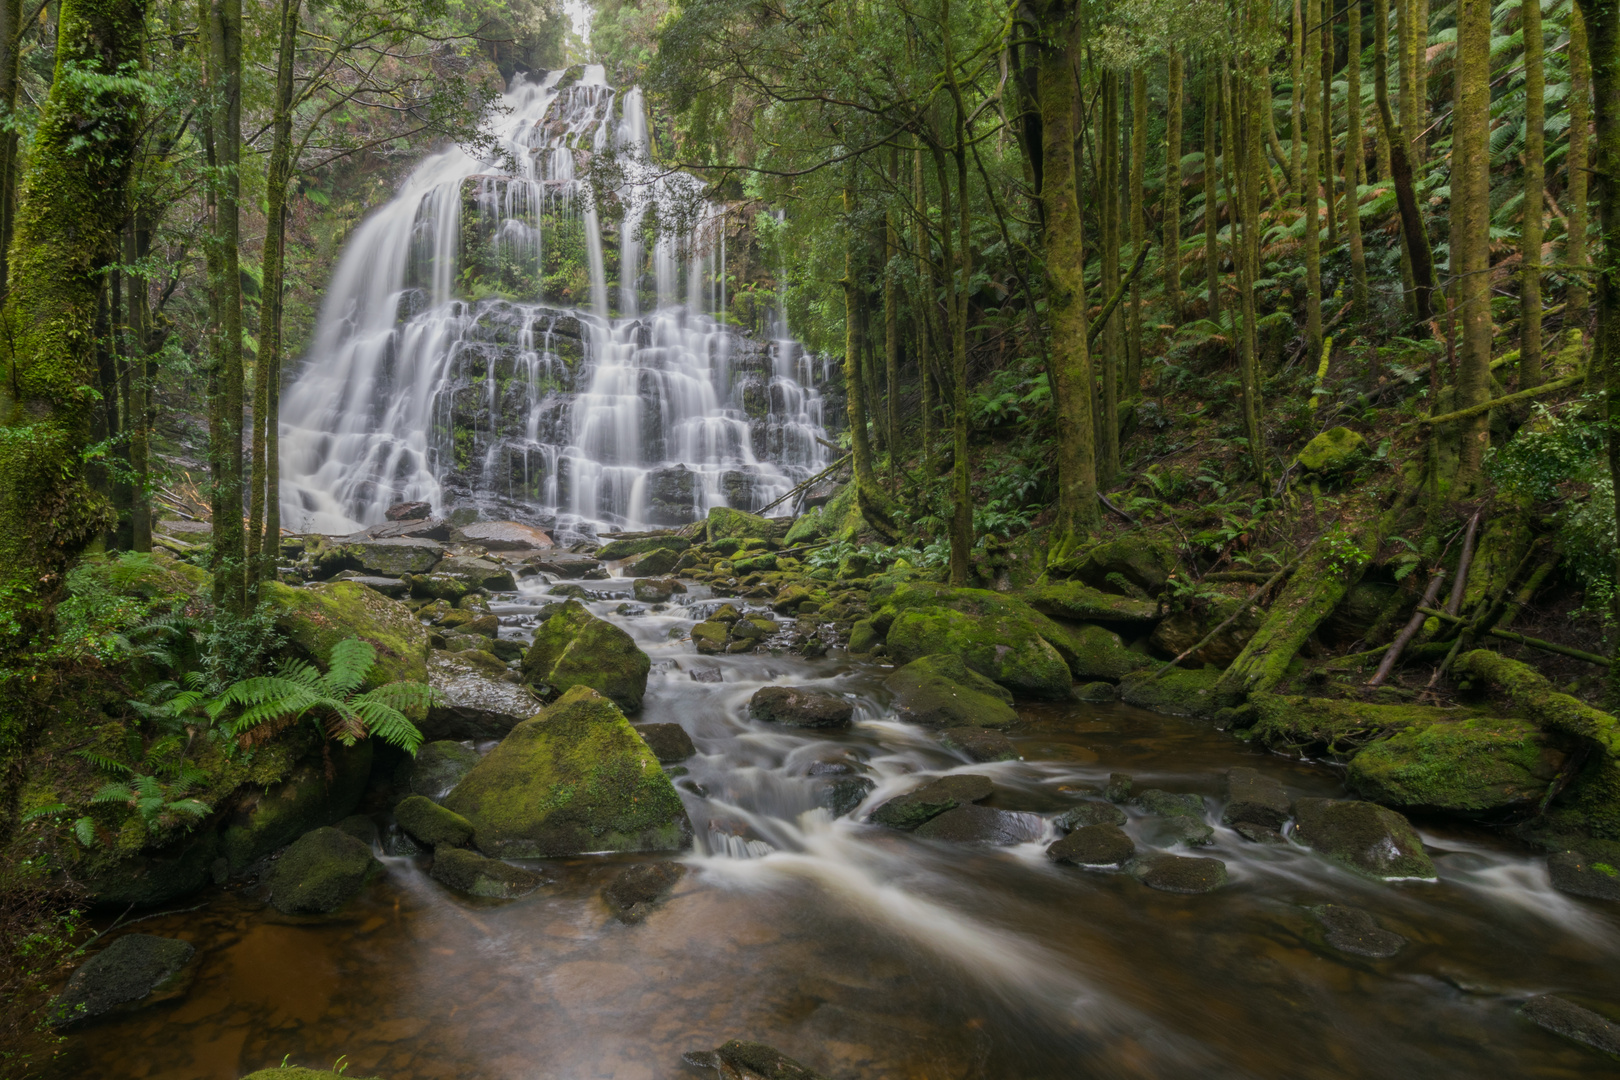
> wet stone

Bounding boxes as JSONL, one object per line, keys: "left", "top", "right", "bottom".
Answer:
{"left": 1047, "top": 823, "right": 1135, "bottom": 867}
{"left": 1312, "top": 904, "right": 1407, "bottom": 959}
{"left": 345, "top": 575, "right": 408, "bottom": 596}
{"left": 395, "top": 795, "right": 475, "bottom": 849}
{"left": 635, "top": 722, "right": 697, "bottom": 764}
{"left": 1133, "top": 789, "right": 1204, "bottom": 818}
{"left": 869, "top": 774, "right": 994, "bottom": 830}
{"left": 1075, "top": 681, "right": 1117, "bottom": 702}
{"left": 430, "top": 846, "right": 544, "bottom": 899}
{"left": 410, "top": 740, "right": 483, "bottom": 799}
{"left": 940, "top": 726, "right": 1018, "bottom": 762}
{"left": 1142, "top": 815, "right": 1215, "bottom": 848}
{"left": 267, "top": 827, "right": 379, "bottom": 914}
{"left": 1129, "top": 853, "right": 1229, "bottom": 894}
{"left": 817, "top": 776, "right": 874, "bottom": 819}
{"left": 333, "top": 814, "right": 378, "bottom": 847}
{"left": 1548, "top": 852, "right": 1620, "bottom": 902}
{"left": 1054, "top": 801, "right": 1127, "bottom": 831}
{"left": 1521, "top": 995, "right": 1620, "bottom": 1055}
{"left": 1105, "top": 772, "right": 1134, "bottom": 803}
{"left": 683, "top": 1039, "right": 829, "bottom": 1080}
{"left": 913, "top": 804, "right": 1042, "bottom": 845}
{"left": 48, "top": 934, "right": 195, "bottom": 1027}
{"left": 1233, "top": 822, "right": 1288, "bottom": 845}
{"left": 748, "top": 686, "right": 854, "bottom": 729}
{"left": 604, "top": 862, "right": 686, "bottom": 923}
{"left": 689, "top": 667, "right": 723, "bottom": 683}
{"left": 1222, "top": 766, "right": 1291, "bottom": 830}
{"left": 1292, "top": 798, "right": 1436, "bottom": 880}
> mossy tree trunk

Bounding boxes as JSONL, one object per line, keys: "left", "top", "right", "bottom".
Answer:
{"left": 1521, "top": 0, "right": 1546, "bottom": 391}
{"left": 1291, "top": 0, "right": 1305, "bottom": 208}
{"left": 1303, "top": 0, "right": 1323, "bottom": 359}
{"left": 1374, "top": 0, "right": 1435, "bottom": 321}
{"left": 1165, "top": 50, "right": 1183, "bottom": 323}
{"left": 0, "top": 0, "right": 23, "bottom": 290}
{"left": 1451, "top": 0, "right": 1493, "bottom": 490}
{"left": 0, "top": 0, "right": 148, "bottom": 642}
{"left": 884, "top": 145, "right": 900, "bottom": 487}
{"left": 1098, "top": 70, "right": 1120, "bottom": 485}
{"left": 1127, "top": 66, "right": 1146, "bottom": 399}
{"left": 1322, "top": 4, "right": 1338, "bottom": 247}
{"left": 914, "top": 137, "right": 934, "bottom": 475}
{"left": 1204, "top": 65, "right": 1221, "bottom": 322}
{"left": 842, "top": 173, "right": 877, "bottom": 500}
{"left": 1237, "top": 3, "right": 1268, "bottom": 485}
{"left": 935, "top": 0, "right": 975, "bottom": 585}
{"left": 1568, "top": 4, "right": 1593, "bottom": 325}
{"left": 1343, "top": 0, "right": 1370, "bottom": 320}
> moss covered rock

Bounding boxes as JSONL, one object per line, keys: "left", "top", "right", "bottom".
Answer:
{"left": 603, "top": 861, "right": 686, "bottom": 922}
{"left": 1347, "top": 718, "right": 1570, "bottom": 814}
{"left": 48, "top": 934, "right": 195, "bottom": 1027}
{"left": 1148, "top": 600, "right": 1263, "bottom": 666}
{"left": 1046, "top": 823, "right": 1135, "bottom": 867}
{"left": 409, "top": 740, "right": 482, "bottom": 799}
{"left": 1044, "top": 622, "right": 1156, "bottom": 681}
{"left": 1247, "top": 695, "right": 1479, "bottom": 756}
{"left": 940, "top": 726, "right": 1018, "bottom": 762}
{"left": 443, "top": 686, "right": 692, "bottom": 857}
{"left": 635, "top": 722, "right": 697, "bottom": 763}
{"left": 1297, "top": 426, "right": 1366, "bottom": 474}
{"left": 1129, "top": 853, "right": 1229, "bottom": 893}
{"left": 748, "top": 686, "right": 854, "bottom": 728}
{"left": 1018, "top": 580, "right": 1160, "bottom": 629}
{"left": 1056, "top": 536, "right": 1177, "bottom": 594}
{"left": 267, "top": 827, "right": 380, "bottom": 914}
{"left": 263, "top": 580, "right": 430, "bottom": 688}
{"left": 521, "top": 599, "right": 650, "bottom": 711}
{"left": 878, "top": 583, "right": 1072, "bottom": 699}
{"left": 623, "top": 547, "right": 682, "bottom": 577}
{"left": 429, "top": 845, "right": 544, "bottom": 898}
{"left": 219, "top": 741, "right": 374, "bottom": 873}
{"left": 424, "top": 651, "right": 540, "bottom": 742}
{"left": 1292, "top": 798, "right": 1435, "bottom": 879}
{"left": 869, "top": 774, "right": 993, "bottom": 830}
{"left": 883, "top": 654, "right": 1017, "bottom": 729}
{"left": 706, "top": 506, "right": 774, "bottom": 542}
{"left": 351, "top": 537, "right": 444, "bottom": 576}
{"left": 596, "top": 535, "right": 689, "bottom": 562}
{"left": 1118, "top": 668, "right": 1231, "bottom": 718}
{"left": 691, "top": 620, "right": 729, "bottom": 654}
{"left": 394, "top": 795, "right": 475, "bottom": 848}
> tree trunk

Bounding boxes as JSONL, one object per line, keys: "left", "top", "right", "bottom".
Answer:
{"left": 1237, "top": 15, "right": 1269, "bottom": 484}
{"left": 1344, "top": 0, "right": 1370, "bottom": 319}
{"left": 0, "top": 0, "right": 147, "bottom": 641}
{"left": 206, "top": 0, "right": 245, "bottom": 615}
{"left": 0, "top": 0, "right": 23, "bottom": 290}
{"left": 1374, "top": 0, "right": 1435, "bottom": 322}
{"left": 1291, "top": 0, "right": 1306, "bottom": 207}
{"left": 124, "top": 219, "right": 152, "bottom": 553}
{"left": 1127, "top": 66, "right": 1146, "bottom": 399}
{"left": 1204, "top": 66, "right": 1221, "bottom": 322}
{"left": 1304, "top": 0, "right": 1323, "bottom": 358}
{"left": 1323, "top": 5, "right": 1338, "bottom": 246}
{"left": 1452, "top": 0, "right": 1493, "bottom": 489}
{"left": 935, "top": 7, "right": 975, "bottom": 585}
{"left": 884, "top": 147, "right": 900, "bottom": 484}
{"left": 842, "top": 175, "right": 877, "bottom": 497}
{"left": 1166, "top": 51, "right": 1184, "bottom": 323}
{"left": 1568, "top": 3, "right": 1592, "bottom": 324}
{"left": 914, "top": 138, "right": 933, "bottom": 474}
{"left": 1521, "top": 0, "right": 1546, "bottom": 390}
{"left": 1099, "top": 71, "right": 1120, "bottom": 485}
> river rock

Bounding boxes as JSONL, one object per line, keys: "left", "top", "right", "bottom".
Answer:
{"left": 424, "top": 650, "right": 540, "bottom": 741}
{"left": 1134, "top": 789, "right": 1204, "bottom": 818}
{"left": 387, "top": 500, "right": 432, "bottom": 521}
{"left": 334, "top": 814, "right": 379, "bottom": 847}
{"left": 267, "top": 827, "right": 379, "bottom": 914}
{"left": 705, "top": 506, "right": 775, "bottom": 541}
{"left": 1055, "top": 801, "right": 1127, "bottom": 830}
{"left": 691, "top": 620, "right": 729, "bottom": 654}
{"left": 1548, "top": 850, "right": 1620, "bottom": 901}
{"left": 522, "top": 598, "right": 651, "bottom": 711}
{"left": 622, "top": 547, "right": 683, "bottom": 577}
{"left": 352, "top": 537, "right": 445, "bottom": 576}
{"left": 48, "top": 934, "right": 195, "bottom": 1027}
{"left": 632, "top": 576, "right": 683, "bottom": 603}
{"left": 343, "top": 574, "right": 408, "bottom": 597}
{"left": 1047, "top": 823, "right": 1135, "bottom": 867}
{"left": 369, "top": 516, "right": 453, "bottom": 541}
{"left": 1234, "top": 823, "right": 1288, "bottom": 845}
{"left": 914, "top": 805, "right": 1042, "bottom": 845}
{"left": 1312, "top": 904, "right": 1407, "bottom": 958}
{"left": 1129, "top": 853, "right": 1229, "bottom": 894}
{"left": 869, "top": 774, "right": 994, "bottom": 830}
{"left": 603, "top": 862, "right": 686, "bottom": 922}
{"left": 940, "top": 726, "right": 1018, "bottom": 762}
{"left": 596, "top": 534, "right": 689, "bottom": 561}
{"left": 1292, "top": 798, "right": 1436, "bottom": 879}
{"left": 883, "top": 654, "right": 1018, "bottom": 729}
{"left": 1018, "top": 579, "right": 1160, "bottom": 629}
{"left": 216, "top": 741, "right": 375, "bottom": 876}
{"left": 430, "top": 846, "right": 544, "bottom": 899}
{"left": 683, "top": 1039, "right": 829, "bottom": 1080}
{"left": 748, "top": 686, "right": 854, "bottom": 728}
{"left": 404, "top": 572, "right": 472, "bottom": 601}
{"left": 1118, "top": 667, "right": 1229, "bottom": 718}
{"left": 457, "top": 521, "right": 552, "bottom": 550}
{"left": 1076, "top": 680, "right": 1117, "bottom": 701}
{"left": 817, "top": 776, "right": 874, "bottom": 818}
{"left": 1144, "top": 815, "right": 1216, "bottom": 848}
{"left": 263, "top": 580, "right": 430, "bottom": 687}
{"left": 877, "top": 583, "right": 1074, "bottom": 699}
{"left": 1521, "top": 995, "right": 1620, "bottom": 1055}
{"left": 395, "top": 795, "right": 475, "bottom": 848}
{"left": 409, "top": 741, "right": 482, "bottom": 799}
{"left": 1042, "top": 622, "right": 1155, "bottom": 682}
{"left": 636, "top": 722, "right": 697, "bottom": 763}
{"left": 443, "top": 685, "right": 692, "bottom": 857}
{"left": 1346, "top": 717, "right": 1569, "bottom": 814}
{"left": 1105, "top": 773, "right": 1134, "bottom": 802}
{"left": 436, "top": 555, "right": 517, "bottom": 591}
{"left": 524, "top": 552, "right": 604, "bottom": 578}
{"left": 1222, "top": 767, "right": 1291, "bottom": 830}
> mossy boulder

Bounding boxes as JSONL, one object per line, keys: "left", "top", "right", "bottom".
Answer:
{"left": 1056, "top": 536, "right": 1177, "bottom": 594}
{"left": 882, "top": 654, "right": 1017, "bottom": 729}
{"left": 218, "top": 741, "right": 374, "bottom": 873}
{"left": 408, "top": 740, "right": 482, "bottom": 799}
{"left": 1018, "top": 580, "right": 1160, "bottom": 629}
{"left": 1346, "top": 718, "right": 1570, "bottom": 814}
{"left": 429, "top": 846, "right": 544, "bottom": 899}
{"left": 596, "top": 535, "right": 689, "bottom": 562}
{"left": 81, "top": 829, "right": 221, "bottom": 908}
{"left": 394, "top": 795, "right": 475, "bottom": 848}
{"left": 1296, "top": 426, "right": 1366, "bottom": 475}
{"left": 1292, "top": 798, "right": 1436, "bottom": 879}
{"left": 706, "top": 506, "right": 774, "bottom": 542}
{"left": 623, "top": 547, "right": 682, "bottom": 577}
{"left": 351, "top": 537, "right": 444, "bottom": 576}
{"left": 846, "top": 618, "right": 880, "bottom": 653}
{"left": 1046, "top": 823, "right": 1135, "bottom": 867}
{"left": 435, "top": 556, "right": 517, "bottom": 591}
{"left": 869, "top": 774, "right": 994, "bottom": 830}
{"left": 1148, "top": 599, "right": 1263, "bottom": 666}
{"left": 521, "top": 598, "right": 650, "bottom": 711}
{"left": 267, "top": 827, "right": 380, "bottom": 914}
{"left": 603, "top": 862, "right": 686, "bottom": 922}
{"left": 1044, "top": 622, "right": 1155, "bottom": 681}
{"left": 263, "top": 580, "right": 430, "bottom": 688}
{"left": 1128, "top": 853, "right": 1229, "bottom": 893}
{"left": 878, "top": 583, "right": 1072, "bottom": 699}
{"left": 1247, "top": 694, "right": 1480, "bottom": 756}
{"left": 423, "top": 650, "right": 540, "bottom": 742}
{"left": 635, "top": 722, "right": 697, "bottom": 763}
{"left": 48, "top": 934, "right": 195, "bottom": 1027}
{"left": 748, "top": 686, "right": 854, "bottom": 728}
{"left": 1118, "top": 668, "right": 1231, "bottom": 718}
{"left": 443, "top": 686, "right": 692, "bottom": 858}
{"left": 691, "top": 620, "right": 729, "bottom": 654}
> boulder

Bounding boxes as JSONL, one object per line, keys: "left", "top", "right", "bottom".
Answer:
{"left": 603, "top": 862, "right": 686, "bottom": 922}
{"left": 635, "top": 722, "right": 697, "bottom": 763}
{"left": 1076, "top": 681, "right": 1117, "bottom": 702}
{"left": 523, "top": 552, "right": 604, "bottom": 578}
{"left": 748, "top": 686, "right": 854, "bottom": 729}
{"left": 1292, "top": 798, "right": 1436, "bottom": 879}
{"left": 352, "top": 537, "right": 445, "bottom": 576}
{"left": 691, "top": 620, "right": 729, "bottom": 654}
{"left": 1548, "top": 850, "right": 1620, "bottom": 901}
{"left": 1059, "top": 536, "right": 1177, "bottom": 594}
{"left": 344, "top": 575, "right": 408, "bottom": 597}
{"left": 1133, "top": 790, "right": 1204, "bottom": 818}
{"left": 333, "top": 814, "right": 378, "bottom": 846}
{"left": 817, "top": 776, "right": 875, "bottom": 818}
{"left": 632, "top": 577, "right": 683, "bottom": 603}
{"left": 1105, "top": 773, "right": 1134, "bottom": 802}
{"left": 1520, "top": 995, "right": 1620, "bottom": 1056}
{"left": 409, "top": 740, "right": 482, "bottom": 799}
{"left": 1143, "top": 815, "right": 1216, "bottom": 848}
{"left": 457, "top": 521, "right": 553, "bottom": 550}
{"left": 623, "top": 547, "right": 682, "bottom": 577}
{"left": 387, "top": 501, "right": 432, "bottom": 521}
{"left": 48, "top": 934, "right": 195, "bottom": 1027}
{"left": 267, "top": 827, "right": 379, "bottom": 914}
{"left": 1296, "top": 426, "right": 1366, "bottom": 475}
{"left": 869, "top": 774, "right": 994, "bottom": 830}
{"left": 521, "top": 599, "right": 651, "bottom": 711}
{"left": 1118, "top": 668, "right": 1229, "bottom": 718}
{"left": 1129, "top": 853, "right": 1229, "bottom": 894}
{"left": 403, "top": 572, "right": 472, "bottom": 602}
{"left": 263, "top": 580, "right": 431, "bottom": 687}
{"left": 394, "top": 795, "right": 475, "bottom": 848}
{"left": 1047, "top": 823, "right": 1135, "bottom": 867}
{"left": 1018, "top": 580, "right": 1160, "bottom": 629}
{"left": 370, "top": 517, "right": 453, "bottom": 541}
{"left": 1345, "top": 718, "right": 1569, "bottom": 815}
{"left": 878, "top": 584, "right": 1073, "bottom": 699}
{"left": 1312, "top": 904, "right": 1407, "bottom": 958}
{"left": 1233, "top": 823, "right": 1288, "bottom": 845}
{"left": 940, "top": 727, "right": 1018, "bottom": 762}
{"left": 596, "top": 534, "right": 690, "bottom": 562}
{"left": 429, "top": 846, "right": 544, "bottom": 899}
{"left": 846, "top": 619, "right": 880, "bottom": 653}
{"left": 1042, "top": 622, "right": 1155, "bottom": 682}
{"left": 435, "top": 556, "right": 517, "bottom": 591}
{"left": 1054, "top": 801, "right": 1127, "bottom": 830}
{"left": 1149, "top": 600, "right": 1263, "bottom": 666}
{"left": 1222, "top": 767, "right": 1291, "bottom": 830}
{"left": 443, "top": 686, "right": 692, "bottom": 858}
{"left": 706, "top": 506, "right": 774, "bottom": 542}
{"left": 218, "top": 741, "right": 374, "bottom": 873}
{"left": 914, "top": 805, "right": 1043, "bottom": 845}
{"left": 682, "top": 1040, "right": 829, "bottom": 1080}
{"left": 424, "top": 650, "right": 541, "bottom": 741}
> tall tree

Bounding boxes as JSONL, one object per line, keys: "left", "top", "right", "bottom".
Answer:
{"left": 1303, "top": 0, "right": 1323, "bottom": 357}
{"left": 1127, "top": 66, "right": 1146, "bottom": 397}
{"left": 1521, "top": 0, "right": 1546, "bottom": 390}
{"left": 1322, "top": 4, "right": 1338, "bottom": 245}
{"left": 1165, "top": 50, "right": 1184, "bottom": 322}
{"left": 1373, "top": 0, "right": 1435, "bottom": 321}
{"left": 1568, "top": 3, "right": 1592, "bottom": 325}
{"left": 0, "top": 0, "right": 23, "bottom": 288}
{"left": 1451, "top": 0, "right": 1493, "bottom": 487}
{"left": 1204, "top": 64, "right": 1221, "bottom": 321}
{"left": 1099, "top": 69, "right": 1121, "bottom": 484}
{"left": 1343, "top": 0, "right": 1369, "bottom": 319}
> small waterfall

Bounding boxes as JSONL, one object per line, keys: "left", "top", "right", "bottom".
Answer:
{"left": 278, "top": 66, "right": 828, "bottom": 537}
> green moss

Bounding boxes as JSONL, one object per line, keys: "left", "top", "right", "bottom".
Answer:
{"left": 1296, "top": 426, "right": 1366, "bottom": 474}
{"left": 1018, "top": 581, "right": 1159, "bottom": 628}
{"left": 1293, "top": 797, "right": 1436, "bottom": 879}
{"left": 1050, "top": 536, "right": 1176, "bottom": 594}
{"left": 1347, "top": 717, "right": 1569, "bottom": 813}
{"left": 217, "top": 741, "right": 374, "bottom": 872}
{"left": 847, "top": 619, "right": 879, "bottom": 653}
{"left": 1246, "top": 694, "right": 1478, "bottom": 757}
{"left": 263, "top": 581, "right": 430, "bottom": 688}
{"left": 267, "top": 826, "right": 380, "bottom": 914}
{"left": 877, "top": 583, "right": 1073, "bottom": 699}
{"left": 443, "top": 686, "right": 690, "bottom": 857}
{"left": 595, "top": 535, "right": 689, "bottom": 561}
{"left": 1117, "top": 668, "right": 1233, "bottom": 718}
{"left": 1042, "top": 622, "right": 1156, "bottom": 681}
{"left": 705, "top": 506, "right": 774, "bottom": 541}
{"left": 883, "top": 654, "right": 1018, "bottom": 729}
{"left": 394, "top": 794, "right": 475, "bottom": 848}
{"left": 521, "top": 598, "right": 650, "bottom": 711}
{"left": 691, "top": 620, "right": 729, "bottom": 654}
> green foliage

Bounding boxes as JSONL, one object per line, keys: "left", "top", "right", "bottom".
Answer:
{"left": 1485, "top": 401, "right": 1606, "bottom": 500}
{"left": 1561, "top": 471, "right": 1617, "bottom": 612}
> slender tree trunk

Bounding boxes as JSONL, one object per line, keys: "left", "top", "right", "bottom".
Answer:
{"left": 1394, "top": 0, "right": 1418, "bottom": 307}
{"left": 1127, "top": 67, "right": 1146, "bottom": 399}
{"left": 1345, "top": 0, "right": 1370, "bottom": 319}
{"left": 843, "top": 174, "right": 876, "bottom": 496}
{"left": 1374, "top": 0, "right": 1436, "bottom": 321}
{"left": 1323, "top": 6, "right": 1339, "bottom": 246}
{"left": 1452, "top": 0, "right": 1494, "bottom": 489}
{"left": 1304, "top": 0, "right": 1324, "bottom": 357}
{"left": 1205, "top": 66, "right": 1221, "bottom": 321}
{"left": 1263, "top": 65, "right": 1295, "bottom": 192}
{"left": 1099, "top": 70, "right": 1120, "bottom": 483}
{"left": 1166, "top": 50, "right": 1184, "bottom": 323}
{"left": 1568, "top": 3, "right": 1592, "bottom": 324}
{"left": 1292, "top": 0, "right": 1306, "bottom": 206}
{"left": 1413, "top": 0, "right": 1430, "bottom": 164}
{"left": 0, "top": 0, "right": 23, "bottom": 290}
{"left": 126, "top": 213, "right": 153, "bottom": 553}
{"left": 935, "top": 12, "right": 975, "bottom": 585}
{"left": 884, "top": 148, "right": 900, "bottom": 484}
{"left": 914, "top": 138, "right": 933, "bottom": 474}
{"left": 1238, "top": 22, "right": 1270, "bottom": 484}
{"left": 0, "top": 0, "right": 148, "bottom": 640}
{"left": 1521, "top": 0, "right": 1546, "bottom": 389}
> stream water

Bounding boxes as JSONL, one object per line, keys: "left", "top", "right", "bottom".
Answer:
{"left": 58, "top": 571, "right": 1620, "bottom": 1079}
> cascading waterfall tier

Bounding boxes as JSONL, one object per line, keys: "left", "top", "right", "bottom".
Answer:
{"left": 278, "top": 65, "right": 827, "bottom": 537}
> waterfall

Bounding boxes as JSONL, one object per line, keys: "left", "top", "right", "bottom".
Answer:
{"left": 277, "top": 66, "right": 827, "bottom": 538}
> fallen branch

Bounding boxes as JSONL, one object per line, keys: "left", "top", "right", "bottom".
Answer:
{"left": 1149, "top": 557, "right": 1298, "bottom": 678}
{"left": 1099, "top": 493, "right": 1137, "bottom": 525}
{"left": 1418, "top": 607, "right": 1611, "bottom": 667}
{"left": 755, "top": 453, "right": 852, "bottom": 518}
{"left": 1400, "top": 373, "right": 1584, "bottom": 430}
{"left": 1087, "top": 241, "right": 1151, "bottom": 349}
{"left": 1368, "top": 565, "right": 1449, "bottom": 686}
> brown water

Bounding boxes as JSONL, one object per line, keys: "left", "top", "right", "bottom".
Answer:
{"left": 56, "top": 579, "right": 1620, "bottom": 1079}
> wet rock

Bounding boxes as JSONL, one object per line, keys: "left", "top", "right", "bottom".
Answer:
{"left": 692, "top": 620, "right": 729, "bottom": 654}
{"left": 914, "top": 804, "right": 1042, "bottom": 845}
{"left": 1129, "top": 853, "right": 1229, "bottom": 894}
{"left": 436, "top": 555, "right": 517, "bottom": 591}
{"left": 1019, "top": 580, "right": 1160, "bottom": 629}
{"left": 1312, "top": 904, "right": 1407, "bottom": 958}
{"left": 387, "top": 500, "right": 432, "bottom": 521}
{"left": 682, "top": 1039, "right": 829, "bottom": 1080}
{"left": 522, "top": 598, "right": 651, "bottom": 711}
{"left": 424, "top": 650, "right": 540, "bottom": 741}
{"left": 333, "top": 815, "right": 378, "bottom": 847}
{"left": 1054, "top": 801, "right": 1127, "bottom": 830}
{"left": 869, "top": 774, "right": 994, "bottom": 830}
{"left": 457, "top": 521, "right": 553, "bottom": 551}
{"left": 636, "top": 722, "right": 697, "bottom": 763}
{"left": 370, "top": 517, "right": 453, "bottom": 541}
{"left": 403, "top": 572, "right": 472, "bottom": 601}
{"left": 1548, "top": 851, "right": 1620, "bottom": 901}
{"left": 267, "top": 827, "right": 379, "bottom": 914}
{"left": 264, "top": 580, "right": 430, "bottom": 687}
{"left": 705, "top": 506, "right": 775, "bottom": 542}
{"left": 395, "top": 795, "right": 475, "bottom": 848}
{"left": 1133, "top": 789, "right": 1204, "bottom": 818}
{"left": 632, "top": 576, "right": 684, "bottom": 603}
{"left": 817, "top": 776, "right": 874, "bottom": 818}
{"left": 1105, "top": 773, "right": 1134, "bottom": 803}
{"left": 352, "top": 537, "right": 446, "bottom": 576}
{"left": 1233, "top": 823, "right": 1288, "bottom": 845}
{"left": 877, "top": 583, "right": 1073, "bottom": 699}
{"left": 344, "top": 575, "right": 408, "bottom": 597}
{"left": 1143, "top": 815, "right": 1216, "bottom": 847}
{"left": 1149, "top": 600, "right": 1262, "bottom": 667}
{"left": 1054, "top": 536, "right": 1177, "bottom": 595}
{"left": 525, "top": 552, "right": 604, "bottom": 578}
{"left": 623, "top": 547, "right": 683, "bottom": 577}
{"left": 1520, "top": 994, "right": 1620, "bottom": 1056}
{"left": 1296, "top": 425, "right": 1366, "bottom": 475}
{"left": 1076, "top": 680, "right": 1117, "bottom": 702}
{"left": 748, "top": 686, "right": 854, "bottom": 729}
{"left": 216, "top": 741, "right": 374, "bottom": 876}
{"left": 603, "top": 862, "right": 686, "bottom": 922}
{"left": 429, "top": 846, "right": 544, "bottom": 899}
{"left": 1118, "top": 667, "right": 1230, "bottom": 718}
{"left": 1346, "top": 717, "right": 1569, "bottom": 815}
{"left": 1292, "top": 798, "right": 1436, "bottom": 880}
{"left": 1043, "top": 622, "right": 1156, "bottom": 682}
{"left": 883, "top": 654, "right": 1017, "bottom": 729}
{"left": 1047, "top": 823, "right": 1135, "bottom": 867}
{"left": 48, "top": 934, "right": 195, "bottom": 1027}
{"left": 444, "top": 686, "right": 692, "bottom": 857}
{"left": 595, "top": 534, "right": 689, "bottom": 562}
{"left": 689, "top": 666, "right": 723, "bottom": 683}
{"left": 1222, "top": 767, "right": 1291, "bottom": 831}
{"left": 940, "top": 726, "right": 1018, "bottom": 762}
{"left": 549, "top": 583, "right": 593, "bottom": 600}
{"left": 846, "top": 618, "right": 880, "bottom": 653}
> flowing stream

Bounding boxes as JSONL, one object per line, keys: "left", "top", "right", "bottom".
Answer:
{"left": 58, "top": 567, "right": 1620, "bottom": 1079}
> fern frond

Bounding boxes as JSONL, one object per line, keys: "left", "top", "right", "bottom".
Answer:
{"left": 91, "top": 783, "right": 133, "bottom": 804}
{"left": 360, "top": 682, "right": 438, "bottom": 714}
{"left": 21, "top": 803, "right": 69, "bottom": 822}
{"left": 73, "top": 750, "right": 132, "bottom": 776}
{"left": 166, "top": 799, "right": 211, "bottom": 819}
{"left": 73, "top": 818, "right": 97, "bottom": 847}
{"left": 353, "top": 700, "right": 424, "bottom": 754}
{"left": 323, "top": 638, "right": 377, "bottom": 698}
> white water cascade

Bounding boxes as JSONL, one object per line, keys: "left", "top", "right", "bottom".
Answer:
{"left": 277, "top": 66, "right": 828, "bottom": 537}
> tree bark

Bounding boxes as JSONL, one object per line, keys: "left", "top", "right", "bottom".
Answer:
{"left": 1374, "top": 0, "right": 1435, "bottom": 322}
{"left": 1452, "top": 0, "right": 1494, "bottom": 489}
{"left": 1204, "top": 65, "right": 1221, "bottom": 322}
{"left": 1569, "top": 3, "right": 1593, "bottom": 324}
{"left": 914, "top": 137, "right": 934, "bottom": 475}
{"left": 1127, "top": 66, "right": 1146, "bottom": 399}
{"left": 842, "top": 174, "right": 877, "bottom": 498}
{"left": 1099, "top": 70, "right": 1120, "bottom": 484}
{"left": 1344, "top": 0, "right": 1370, "bottom": 319}
{"left": 884, "top": 146, "right": 900, "bottom": 484}
{"left": 1304, "top": 0, "right": 1323, "bottom": 358}
{"left": 1322, "top": 3, "right": 1338, "bottom": 246}
{"left": 1237, "top": 10, "right": 1269, "bottom": 484}
{"left": 0, "top": 0, "right": 23, "bottom": 291}
{"left": 1521, "top": 0, "right": 1546, "bottom": 390}
{"left": 1291, "top": 0, "right": 1306, "bottom": 207}
{"left": 1166, "top": 50, "right": 1184, "bottom": 323}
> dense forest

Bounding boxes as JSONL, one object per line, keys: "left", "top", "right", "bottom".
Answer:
{"left": 0, "top": 0, "right": 1619, "bottom": 1074}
